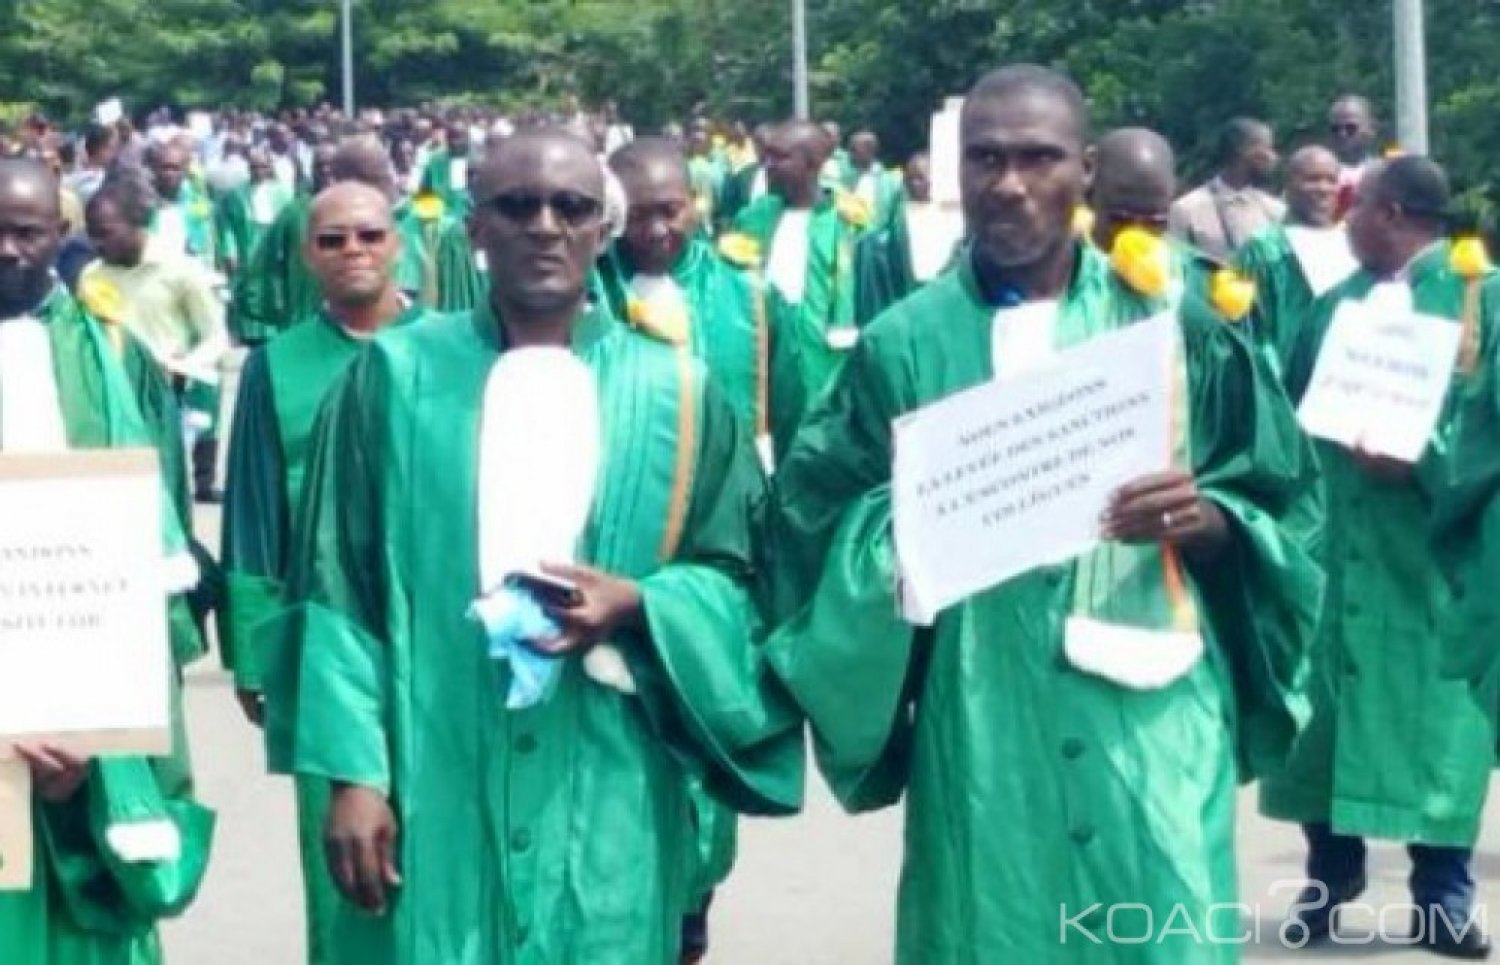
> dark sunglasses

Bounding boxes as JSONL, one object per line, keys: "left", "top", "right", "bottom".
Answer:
{"left": 314, "top": 228, "right": 389, "bottom": 252}
{"left": 1330, "top": 123, "right": 1362, "bottom": 137}
{"left": 488, "top": 190, "right": 602, "bottom": 227}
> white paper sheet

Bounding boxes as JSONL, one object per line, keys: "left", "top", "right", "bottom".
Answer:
{"left": 929, "top": 102, "right": 963, "bottom": 209}
{"left": 1296, "top": 292, "right": 1460, "bottom": 462}
{"left": 1285, "top": 225, "right": 1359, "bottom": 297}
{"left": 894, "top": 312, "right": 1176, "bottom": 623}
{"left": 0, "top": 451, "right": 169, "bottom": 744}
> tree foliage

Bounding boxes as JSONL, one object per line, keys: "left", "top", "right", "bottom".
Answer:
{"left": 5, "top": 0, "right": 1500, "bottom": 195}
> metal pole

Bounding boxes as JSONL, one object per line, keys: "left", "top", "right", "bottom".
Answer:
{"left": 340, "top": 0, "right": 355, "bottom": 117}
{"left": 792, "top": 0, "right": 809, "bottom": 119}
{"left": 1393, "top": 0, "right": 1428, "bottom": 154}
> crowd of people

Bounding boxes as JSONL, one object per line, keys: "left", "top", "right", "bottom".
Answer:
{"left": 0, "top": 60, "right": 1498, "bottom": 965}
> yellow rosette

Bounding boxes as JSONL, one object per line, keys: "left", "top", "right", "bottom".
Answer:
{"left": 412, "top": 191, "right": 446, "bottom": 222}
{"left": 1209, "top": 268, "right": 1256, "bottom": 322}
{"left": 1109, "top": 226, "right": 1172, "bottom": 298}
{"left": 833, "top": 189, "right": 872, "bottom": 230}
{"left": 1452, "top": 235, "right": 1493, "bottom": 374}
{"left": 625, "top": 296, "right": 689, "bottom": 346}
{"left": 717, "top": 232, "right": 762, "bottom": 269}
{"left": 78, "top": 275, "right": 127, "bottom": 355}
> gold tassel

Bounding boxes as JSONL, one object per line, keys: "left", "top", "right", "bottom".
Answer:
{"left": 1459, "top": 276, "right": 1481, "bottom": 376}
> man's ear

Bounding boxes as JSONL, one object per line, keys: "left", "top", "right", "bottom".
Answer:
{"left": 1080, "top": 144, "right": 1098, "bottom": 198}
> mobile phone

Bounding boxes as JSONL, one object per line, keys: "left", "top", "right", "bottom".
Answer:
{"left": 505, "top": 571, "right": 584, "bottom": 609}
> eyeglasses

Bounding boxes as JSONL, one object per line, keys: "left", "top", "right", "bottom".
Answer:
{"left": 487, "top": 190, "right": 602, "bottom": 227}
{"left": 313, "top": 228, "right": 389, "bottom": 252}
{"left": 1330, "top": 123, "right": 1362, "bottom": 137}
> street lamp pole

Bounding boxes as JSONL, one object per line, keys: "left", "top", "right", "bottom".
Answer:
{"left": 792, "top": 0, "right": 809, "bottom": 119}
{"left": 1393, "top": 0, "right": 1428, "bottom": 154}
{"left": 340, "top": 0, "right": 355, "bottom": 117}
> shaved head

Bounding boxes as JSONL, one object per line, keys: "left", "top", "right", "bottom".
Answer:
{"left": 1287, "top": 144, "right": 1339, "bottom": 176}
{"left": 1346, "top": 156, "right": 1451, "bottom": 274}
{"left": 964, "top": 65, "right": 1089, "bottom": 149}
{"left": 472, "top": 128, "right": 602, "bottom": 204}
{"left": 308, "top": 181, "right": 392, "bottom": 231}
{"left": 305, "top": 181, "right": 400, "bottom": 310}
{"left": 1090, "top": 128, "right": 1175, "bottom": 249}
{"left": 609, "top": 136, "right": 690, "bottom": 191}
{"left": 0, "top": 158, "right": 64, "bottom": 315}
{"left": 763, "top": 120, "right": 829, "bottom": 207}
{"left": 330, "top": 136, "right": 397, "bottom": 199}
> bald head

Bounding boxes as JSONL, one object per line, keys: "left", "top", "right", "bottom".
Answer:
{"left": 763, "top": 120, "right": 829, "bottom": 207}
{"left": 964, "top": 65, "right": 1088, "bottom": 148}
{"left": 0, "top": 157, "right": 60, "bottom": 219}
{"left": 473, "top": 128, "right": 602, "bottom": 204}
{"left": 608, "top": 136, "right": 690, "bottom": 193}
{"left": 1090, "top": 129, "right": 1175, "bottom": 250}
{"left": 308, "top": 181, "right": 392, "bottom": 231}
{"left": 330, "top": 136, "right": 396, "bottom": 199}
{"left": 0, "top": 158, "right": 64, "bottom": 314}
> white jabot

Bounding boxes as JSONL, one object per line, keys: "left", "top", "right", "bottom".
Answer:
{"left": 766, "top": 209, "right": 813, "bottom": 305}
{"left": 630, "top": 274, "right": 691, "bottom": 334}
{"left": 905, "top": 203, "right": 964, "bottom": 282}
{"left": 1285, "top": 224, "right": 1358, "bottom": 297}
{"left": 474, "top": 348, "right": 635, "bottom": 695}
{"left": 0, "top": 315, "right": 68, "bottom": 452}
{"left": 250, "top": 183, "right": 280, "bottom": 226}
{"left": 989, "top": 300, "right": 1060, "bottom": 382}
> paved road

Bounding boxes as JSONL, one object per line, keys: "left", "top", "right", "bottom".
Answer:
{"left": 163, "top": 509, "right": 1500, "bottom": 963}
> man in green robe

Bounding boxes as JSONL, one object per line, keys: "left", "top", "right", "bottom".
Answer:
{"left": 603, "top": 137, "right": 805, "bottom": 468}
{"left": 730, "top": 120, "right": 861, "bottom": 404}
{"left": 766, "top": 66, "right": 1324, "bottom": 964}
{"left": 232, "top": 138, "right": 465, "bottom": 345}
{"left": 261, "top": 130, "right": 803, "bottom": 965}
{"left": 217, "top": 149, "right": 295, "bottom": 286}
{"left": 418, "top": 123, "right": 473, "bottom": 218}
{"left": 220, "top": 182, "right": 427, "bottom": 965}
{"left": 0, "top": 157, "right": 214, "bottom": 965}
{"left": 844, "top": 131, "right": 901, "bottom": 228}
{"left": 147, "top": 142, "right": 218, "bottom": 270}
{"left": 853, "top": 153, "right": 965, "bottom": 325}
{"left": 1262, "top": 156, "right": 1495, "bottom": 958}
{"left": 1236, "top": 145, "right": 1356, "bottom": 377}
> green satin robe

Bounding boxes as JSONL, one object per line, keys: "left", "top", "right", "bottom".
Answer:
{"left": 259, "top": 305, "right": 803, "bottom": 964}
{"left": 766, "top": 242, "right": 1324, "bottom": 963}
{"left": 732, "top": 193, "right": 858, "bottom": 403}
{"left": 598, "top": 238, "right": 807, "bottom": 464}
{"left": 0, "top": 289, "right": 215, "bottom": 965}
{"left": 1259, "top": 242, "right": 1496, "bottom": 847}
{"left": 418, "top": 151, "right": 474, "bottom": 218}
{"left": 219, "top": 306, "right": 427, "bottom": 965}
{"left": 1236, "top": 224, "right": 1322, "bottom": 377}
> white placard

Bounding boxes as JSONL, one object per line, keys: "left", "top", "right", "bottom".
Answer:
{"left": 1297, "top": 294, "right": 1460, "bottom": 462}
{"left": 1285, "top": 225, "right": 1358, "bottom": 297}
{"left": 894, "top": 313, "right": 1177, "bottom": 623}
{"left": 0, "top": 451, "right": 170, "bottom": 749}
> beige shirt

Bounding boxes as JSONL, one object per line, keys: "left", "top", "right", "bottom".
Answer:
{"left": 1168, "top": 177, "right": 1286, "bottom": 262}
{"left": 79, "top": 238, "right": 227, "bottom": 379}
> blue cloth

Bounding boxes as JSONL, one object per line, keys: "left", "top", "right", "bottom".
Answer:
{"left": 468, "top": 584, "right": 563, "bottom": 710}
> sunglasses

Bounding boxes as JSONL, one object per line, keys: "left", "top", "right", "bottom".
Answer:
{"left": 487, "top": 190, "right": 602, "bottom": 227}
{"left": 1330, "top": 123, "right": 1362, "bottom": 137}
{"left": 313, "top": 228, "right": 389, "bottom": 252}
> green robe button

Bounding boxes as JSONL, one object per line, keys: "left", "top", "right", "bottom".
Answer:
{"left": 1061, "top": 738, "right": 1086, "bottom": 760}
{"left": 1069, "top": 825, "right": 1095, "bottom": 845}
{"left": 510, "top": 829, "right": 533, "bottom": 852}
{"left": 514, "top": 734, "right": 538, "bottom": 754}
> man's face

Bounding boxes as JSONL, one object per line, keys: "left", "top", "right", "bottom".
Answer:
{"left": 269, "top": 126, "right": 291, "bottom": 153}
{"left": 619, "top": 159, "right": 697, "bottom": 276}
{"left": 1344, "top": 171, "right": 1391, "bottom": 272}
{"left": 85, "top": 199, "right": 145, "bottom": 267}
{"left": 0, "top": 180, "right": 62, "bottom": 306}
{"left": 904, "top": 157, "right": 932, "bottom": 204}
{"left": 470, "top": 140, "right": 605, "bottom": 315}
{"left": 1238, "top": 127, "right": 1278, "bottom": 186}
{"left": 960, "top": 92, "right": 1087, "bottom": 269}
{"left": 306, "top": 194, "right": 399, "bottom": 308}
{"left": 1286, "top": 154, "right": 1341, "bottom": 227}
{"left": 1329, "top": 101, "right": 1376, "bottom": 164}
{"left": 311, "top": 148, "right": 338, "bottom": 193}
{"left": 153, "top": 149, "right": 188, "bottom": 199}
{"left": 763, "top": 132, "right": 816, "bottom": 200}
{"left": 850, "top": 136, "right": 878, "bottom": 170}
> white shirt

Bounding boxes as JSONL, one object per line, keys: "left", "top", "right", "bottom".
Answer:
{"left": 766, "top": 209, "right": 813, "bottom": 305}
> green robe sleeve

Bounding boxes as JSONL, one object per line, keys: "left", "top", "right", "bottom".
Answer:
{"left": 217, "top": 349, "right": 287, "bottom": 691}
{"left": 232, "top": 200, "right": 313, "bottom": 343}
{"left": 259, "top": 354, "right": 392, "bottom": 791}
{"left": 853, "top": 217, "right": 913, "bottom": 327}
{"left": 626, "top": 386, "right": 806, "bottom": 817}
